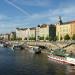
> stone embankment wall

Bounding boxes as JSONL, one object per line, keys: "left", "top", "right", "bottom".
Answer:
{"left": 26, "top": 41, "right": 75, "bottom": 53}
{"left": 10, "top": 41, "right": 75, "bottom": 54}
{"left": 64, "top": 44, "right": 75, "bottom": 54}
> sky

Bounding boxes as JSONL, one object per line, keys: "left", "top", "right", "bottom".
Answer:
{"left": 0, "top": 0, "right": 75, "bottom": 33}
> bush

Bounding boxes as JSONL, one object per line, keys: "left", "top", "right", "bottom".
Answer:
{"left": 53, "top": 36, "right": 58, "bottom": 41}
{"left": 64, "top": 34, "right": 70, "bottom": 40}
{"left": 72, "top": 34, "right": 75, "bottom": 40}
{"left": 29, "top": 37, "right": 36, "bottom": 40}
{"left": 39, "top": 36, "right": 44, "bottom": 40}
{"left": 16, "top": 38, "right": 22, "bottom": 40}
{"left": 24, "top": 37, "right": 27, "bottom": 40}
{"left": 46, "top": 36, "right": 49, "bottom": 40}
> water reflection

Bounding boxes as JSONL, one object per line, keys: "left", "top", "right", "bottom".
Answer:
{"left": 0, "top": 48, "right": 75, "bottom": 75}
{"left": 66, "top": 65, "right": 75, "bottom": 75}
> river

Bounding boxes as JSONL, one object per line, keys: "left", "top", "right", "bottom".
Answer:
{"left": 0, "top": 47, "right": 75, "bottom": 75}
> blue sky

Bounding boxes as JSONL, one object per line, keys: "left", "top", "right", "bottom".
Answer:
{"left": 0, "top": 0, "right": 75, "bottom": 33}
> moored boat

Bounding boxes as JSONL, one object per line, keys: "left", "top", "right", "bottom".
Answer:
{"left": 48, "top": 49, "right": 75, "bottom": 65}
{"left": 0, "top": 43, "right": 4, "bottom": 47}
{"left": 28, "top": 46, "right": 41, "bottom": 54}
{"left": 11, "top": 43, "right": 24, "bottom": 50}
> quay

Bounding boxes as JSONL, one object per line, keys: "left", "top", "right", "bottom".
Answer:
{"left": 7, "top": 40, "right": 75, "bottom": 54}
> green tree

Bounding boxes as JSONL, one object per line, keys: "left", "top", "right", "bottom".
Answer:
{"left": 39, "top": 36, "right": 44, "bottom": 40}
{"left": 16, "top": 38, "right": 22, "bottom": 40}
{"left": 24, "top": 37, "right": 27, "bottom": 40}
{"left": 29, "top": 37, "right": 36, "bottom": 40}
{"left": 46, "top": 36, "right": 49, "bottom": 40}
{"left": 54, "top": 36, "right": 58, "bottom": 41}
{"left": 60, "top": 36, "right": 62, "bottom": 40}
{"left": 72, "top": 34, "right": 75, "bottom": 40}
{"left": 64, "top": 34, "right": 70, "bottom": 40}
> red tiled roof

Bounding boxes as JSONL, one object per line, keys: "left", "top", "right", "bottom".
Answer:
{"left": 63, "top": 20, "right": 75, "bottom": 24}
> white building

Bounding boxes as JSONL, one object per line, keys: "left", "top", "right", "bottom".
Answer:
{"left": 16, "top": 28, "right": 29, "bottom": 40}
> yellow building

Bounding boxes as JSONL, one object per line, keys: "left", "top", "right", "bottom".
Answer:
{"left": 36, "top": 24, "right": 56, "bottom": 40}
{"left": 39, "top": 24, "right": 50, "bottom": 40}
{"left": 56, "top": 17, "right": 75, "bottom": 41}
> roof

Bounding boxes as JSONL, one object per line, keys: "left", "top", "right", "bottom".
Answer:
{"left": 11, "top": 32, "right": 16, "bottom": 33}
{"left": 16, "top": 28, "right": 28, "bottom": 30}
{"left": 49, "top": 24, "right": 56, "bottom": 27}
{"left": 30, "top": 27, "right": 36, "bottom": 30}
{"left": 62, "top": 20, "right": 75, "bottom": 25}
{"left": 40, "top": 24, "right": 49, "bottom": 28}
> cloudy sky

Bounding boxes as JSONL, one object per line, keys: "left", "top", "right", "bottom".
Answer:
{"left": 0, "top": 0, "right": 75, "bottom": 33}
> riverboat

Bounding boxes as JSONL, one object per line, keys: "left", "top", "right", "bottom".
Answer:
{"left": 48, "top": 49, "right": 75, "bottom": 65}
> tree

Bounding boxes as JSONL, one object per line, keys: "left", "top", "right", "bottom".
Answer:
{"left": 24, "top": 37, "right": 27, "bottom": 40}
{"left": 54, "top": 36, "right": 58, "bottom": 41}
{"left": 49, "top": 36, "right": 52, "bottom": 41}
{"left": 46, "top": 36, "right": 49, "bottom": 40}
{"left": 60, "top": 36, "right": 62, "bottom": 40}
{"left": 72, "top": 34, "right": 75, "bottom": 40}
{"left": 29, "top": 37, "right": 36, "bottom": 40}
{"left": 39, "top": 36, "right": 44, "bottom": 40}
{"left": 64, "top": 34, "right": 70, "bottom": 40}
{"left": 16, "top": 38, "right": 22, "bottom": 40}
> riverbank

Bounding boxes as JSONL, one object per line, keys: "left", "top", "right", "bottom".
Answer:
{"left": 8, "top": 40, "right": 75, "bottom": 54}
{"left": 1, "top": 40, "right": 75, "bottom": 54}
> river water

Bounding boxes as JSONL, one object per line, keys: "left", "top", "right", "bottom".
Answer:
{"left": 0, "top": 48, "right": 75, "bottom": 75}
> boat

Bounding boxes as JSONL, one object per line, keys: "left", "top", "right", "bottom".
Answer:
{"left": 48, "top": 49, "right": 75, "bottom": 65}
{"left": 11, "top": 43, "right": 24, "bottom": 50}
{"left": 28, "top": 46, "right": 41, "bottom": 54}
{"left": 0, "top": 43, "right": 4, "bottom": 47}
{"left": 0, "top": 41, "right": 5, "bottom": 47}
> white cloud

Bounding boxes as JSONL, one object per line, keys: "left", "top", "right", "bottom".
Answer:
{"left": 0, "top": 2, "right": 75, "bottom": 33}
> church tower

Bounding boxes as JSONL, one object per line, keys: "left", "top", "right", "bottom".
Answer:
{"left": 57, "top": 16, "right": 62, "bottom": 25}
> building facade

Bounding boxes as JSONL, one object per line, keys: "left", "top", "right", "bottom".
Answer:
{"left": 10, "top": 32, "right": 16, "bottom": 40}
{"left": 56, "top": 17, "right": 75, "bottom": 41}
{"left": 3, "top": 34, "right": 10, "bottom": 40}
{"left": 36, "top": 24, "right": 56, "bottom": 41}
{"left": 29, "top": 27, "right": 36, "bottom": 38}
{"left": 16, "top": 28, "right": 28, "bottom": 40}
{"left": 16, "top": 27, "right": 35, "bottom": 40}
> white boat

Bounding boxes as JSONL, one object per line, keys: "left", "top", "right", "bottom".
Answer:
{"left": 11, "top": 43, "right": 24, "bottom": 50}
{"left": 0, "top": 43, "right": 4, "bottom": 47}
{"left": 28, "top": 46, "right": 41, "bottom": 54}
{"left": 48, "top": 49, "right": 75, "bottom": 65}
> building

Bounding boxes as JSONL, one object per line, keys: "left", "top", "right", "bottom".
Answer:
{"left": 36, "top": 24, "right": 56, "bottom": 41}
{"left": 56, "top": 16, "right": 75, "bottom": 41}
{"left": 29, "top": 27, "right": 36, "bottom": 39}
{"left": 0, "top": 34, "right": 4, "bottom": 40}
{"left": 10, "top": 32, "right": 16, "bottom": 40}
{"left": 3, "top": 34, "right": 10, "bottom": 40}
{"left": 16, "top": 28, "right": 28, "bottom": 40}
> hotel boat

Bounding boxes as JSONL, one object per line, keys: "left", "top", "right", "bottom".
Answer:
{"left": 48, "top": 49, "right": 75, "bottom": 65}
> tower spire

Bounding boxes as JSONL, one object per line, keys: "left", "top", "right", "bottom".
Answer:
{"left": 58, "top": 16, "right": 62, "bottom": 25}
